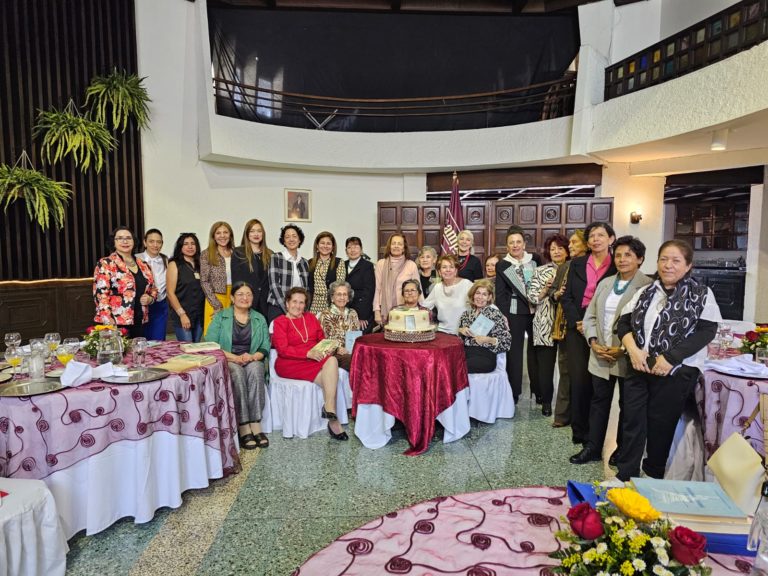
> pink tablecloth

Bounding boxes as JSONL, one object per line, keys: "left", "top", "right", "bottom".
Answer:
{"left": 349, "top": 333, "right": 469, "bottom": 456}
{"left": 0, "top": 342, "right": 241, "bottom": 480}
{"left": 698, "top": 369, "right": 768, "bottom": 461}
{"left": 297, "top": 486, "right": 753, "bottom": 575}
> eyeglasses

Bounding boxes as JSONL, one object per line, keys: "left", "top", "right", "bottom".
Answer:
{"left": 403, "top": 289, "right": 419, "bottom": 293}
{"left": 115, "top": 237, "right": 133, "bottom": 242}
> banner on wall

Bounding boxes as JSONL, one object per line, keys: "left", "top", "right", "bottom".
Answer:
{"left": 441, "top": 172, "right": 464, "bottom": 255}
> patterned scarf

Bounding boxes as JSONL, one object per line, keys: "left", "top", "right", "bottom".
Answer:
{"left": 631, "top": 275, "right": 708, "bottom": 356}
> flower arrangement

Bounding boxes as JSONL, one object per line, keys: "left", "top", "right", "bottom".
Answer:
{"left": 551, "top": 487, "right": 711, "bottom": 576}
{"left": 82, "top": 325, "right": 130, "bottom": 359}
{"left": 740, "top": 324, "right": 768, "bottom": 356}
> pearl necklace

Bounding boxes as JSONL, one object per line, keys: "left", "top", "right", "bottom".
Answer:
{"left": 288, "top": 314, "right": 309, "bottom": 343}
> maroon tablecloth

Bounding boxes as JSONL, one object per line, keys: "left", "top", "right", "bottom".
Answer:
{"left": 297, "top": 486, "right": 752, "bottom": 575}
{"left": 349, "top": 333, "right": 469, "bottom": 456}
{"left": 698, "top": 369, "right": 768, "bottom": 460}
{"left": 0, "top": 342, "right": 241, "bottom": 480}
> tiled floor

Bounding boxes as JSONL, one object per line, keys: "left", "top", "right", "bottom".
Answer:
{"left": 64, "top": 390, "right": 620, "bottom": 576}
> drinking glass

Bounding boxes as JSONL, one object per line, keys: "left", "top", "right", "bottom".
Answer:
{"left": 756, "top": 348, "right": 768, "bottom": 367}
{"left": 4, "top": 346, "right": 22, "bottom": 380}
{"left": 132, "top": 337, "right": 148, "bottom": 370}
{"left": 44, "top": 332, "right": 61, "bottom": 365}
{"left": 4, "top": 332, "right": 21, "bottom": 349}
{"left": 56, "top": 338, "right": 80, "bottom": 367}
{"left": 719, "top": 323, "right": 734, "bottom": 350}
{"left": 28, "top": 339, "right": 47, "bottom": 382}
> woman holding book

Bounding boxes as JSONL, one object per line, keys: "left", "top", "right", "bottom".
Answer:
{"left": 458, "top": 279, "right": 511, "bottom": 374}
{"left": 272, "top": 287, "right": 348, "bottom": 441}
{"left": 204, "top": 281, "right": 270, "bottom": 450}
{"left": 615, "top": 240, "right": 721, "bottom": 481}
{"left": 317, "top": 281, "right": 360, "bottom": 371}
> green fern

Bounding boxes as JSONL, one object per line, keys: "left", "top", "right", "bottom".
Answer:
{"left": 0, "top": 158, "right": 72, "bottom": 231}
{"left": 85, "top": 68, "right": 151, "bottom": 132}
{"left": 34, "top": 103, "right": 117, "bottom": 173}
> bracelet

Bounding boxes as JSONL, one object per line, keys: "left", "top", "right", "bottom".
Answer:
{"left": 176, "top": 308, "right": 186, "bottom": 316}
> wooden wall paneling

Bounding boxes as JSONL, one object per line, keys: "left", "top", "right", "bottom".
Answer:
{"left": 565, "top": 202, "right": 588, "bottom": 226}
{"left": 590, "top": 202, "right": 613, "bottom": 223}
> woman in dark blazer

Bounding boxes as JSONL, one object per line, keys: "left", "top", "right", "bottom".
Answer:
{"left": 495, "top": 225, "right": 542, "bottom": 404}
{"left": 232, "top": 219, "right": 273, "bottom": 319}
{"left": 561, "top": 221, "right": 616, "bottom": 445}
{"left": 344, "top": 236, "right": 376, "bottom": 333}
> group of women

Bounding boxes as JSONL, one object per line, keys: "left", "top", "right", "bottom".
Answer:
{"left": 93, "top": 219, "right": 720, "bottom": 477}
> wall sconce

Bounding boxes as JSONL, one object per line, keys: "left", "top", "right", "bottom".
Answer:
{"left": 630, "top": 211, "right": 642, "bottom": 224}
{"left": 711, "top": 129, "right": 728, "bottom": 151}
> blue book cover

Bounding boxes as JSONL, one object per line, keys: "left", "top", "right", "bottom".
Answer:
{"left": 632, "top": 478, "right": 746, "bottom": 519}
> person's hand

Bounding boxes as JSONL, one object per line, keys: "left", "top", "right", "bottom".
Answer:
{"left": 180, "top": 313, "right": 191, "bottom": 330}
{"left": 374, "top": 311, "right": 382, "bottom": 325}
{"left": 651, "top": 355, "right": 674, "bottom": 377}
{"left": 576, "top": 321, "right": 584, "bottom": 334}
{"left": 459, "top": 327, "right": 475, "bottom": 338}
{"left": 139, "top": 294, "right": 152, "bottom": 306}
{"left": 475, "top": 335, "right": 495, "bottom": 346}
{"left": 338, "top": 347, "right": 349, "bottom": 356}
{"left": 253, "top": 351, "right": 264, "bottom": 362}
{"left": 238, "top": 353, "right": 252, "bottom": 365}
{"left": 307, "top": 349, "right": 324, "bottom": 361}
{"left": 359, "top": 319, "right": 368, "bottom": 330}
{"left": 603, "top": 346, "right": 624, "bottom": 362}
{"left": 628, "top": 347, "right": 651, "bottom": 373}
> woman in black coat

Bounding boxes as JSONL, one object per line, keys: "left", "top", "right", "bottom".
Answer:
{"left": 561, "top": 221, "right": 616, "bottom": 445}
{"left": 231, "top": 219, "right": 273, "bottom": 318}
{"left": 344, "top": 236, "right": 376, "bottom": 333}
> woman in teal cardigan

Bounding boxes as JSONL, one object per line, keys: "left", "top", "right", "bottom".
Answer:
{"left": 205, "top": 281, "right": 270, "bottom": 449}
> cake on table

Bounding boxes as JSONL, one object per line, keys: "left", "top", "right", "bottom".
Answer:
{"left": 384, "top": 308, "right": 436, "bottom": 342}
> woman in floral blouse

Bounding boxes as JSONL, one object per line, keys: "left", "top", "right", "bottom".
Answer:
{"left": 317, "top": 281, "right": 360, "bottom": 370}
{"left": 93, "top": 226, "right": 158, "bottom": 338}
{"left": 200, "top": 221, "right": 235, "bottom": 334}
{"left": 458, "top": 279, "right": 511, "bottom": 374}
{"left": 308, "top": 231, "right": 345, "bottom": 315}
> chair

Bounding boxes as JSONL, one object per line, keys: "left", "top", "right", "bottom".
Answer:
{"left": 467, "top": 353, "right": 515, "bottom": 423}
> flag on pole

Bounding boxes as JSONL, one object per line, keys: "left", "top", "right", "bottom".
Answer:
{"left": 441, "top": 171, "right": 464, "bottom": 255}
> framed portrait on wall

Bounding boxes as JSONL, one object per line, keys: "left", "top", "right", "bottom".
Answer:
{"left": 285, "top": 189, "right": 311, "bottom": 222}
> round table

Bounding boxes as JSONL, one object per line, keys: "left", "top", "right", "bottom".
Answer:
{"left": 349, "top": 332, "right": 470, "bottom": 455}
{"left": 0, "top": 477, "right": 68, "bottom": 576}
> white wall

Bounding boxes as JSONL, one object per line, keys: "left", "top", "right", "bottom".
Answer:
{"left": 660, "top": 0, "right": 736, "bottom": 39}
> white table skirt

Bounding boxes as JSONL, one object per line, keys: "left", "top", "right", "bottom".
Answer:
{"left": 44, "top": 431, "right": 226, "bottom": 539}
{"left": 0, "top": 478, "right": 68, "bottom": 576}
{"left": 354, "top": 388, "right": 471, "bottom": 449}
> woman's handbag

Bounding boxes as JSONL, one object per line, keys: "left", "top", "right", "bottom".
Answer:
{"left": 552, "top": 303, "right": 567, "bottom": 341}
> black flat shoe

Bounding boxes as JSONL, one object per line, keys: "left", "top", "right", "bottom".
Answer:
{"left": 327, "top": 422, "right": 348, "bottom": 441}
{"left": 255, "top": 432, "right": 270, "bottom": 448}
{"left": 535, "top": 395, "right": 543, "bottom": 405}
{"left": 569, "top": 447, "right": 601, "bottom": 465}
{"left": 608, "top": 449, "right": 620, "bottom": 467}
{"left": 321, "top": 407, "right": 339, "bottom": 421}
{"left": 239, "top": 433, "right": 259, "bottom": 450}
{"left": 542, "top": 405, "right": 552, "bottom": 417}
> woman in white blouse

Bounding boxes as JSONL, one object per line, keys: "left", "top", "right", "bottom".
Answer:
{"left": 423, "top": 254, "right": 472, "bottom": 335}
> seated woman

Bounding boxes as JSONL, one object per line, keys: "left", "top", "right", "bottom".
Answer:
{"left": 317, "top": 281, "right": 360, "bottom": 371}
{"left": 423, "top": 254, "right": 472, "bottom": 335}
{"left": 391, "top": 279, "right": 434, "bottom": 321}
{"left": 458, "top": 279, "right": 512, "bottom": 373}
{"left": 204, "top": 281, "right": 270, "bottom": 449}
{"left": 272, "top": 287, "right": 348, "bottom": 441}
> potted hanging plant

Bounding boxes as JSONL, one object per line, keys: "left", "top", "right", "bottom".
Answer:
{"left": 33, "top": 99, "right": 117, "bottom": 173}
{"left": 85, "top": 68, "right": 151, "bottom": 132}
{"left": 0, "top": 151, "right": 72, "bottom": 230}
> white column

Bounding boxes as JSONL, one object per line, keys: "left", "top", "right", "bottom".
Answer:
{"left": 597, "top": 163, "right": 666, "bottom": 274}
{"left": 744, "top": 179, "right": 767, "bottom": 323}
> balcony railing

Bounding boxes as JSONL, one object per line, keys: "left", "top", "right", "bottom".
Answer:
{"left": 212, "top": 74, "right": 577, "bottom": 132}
{"left": 605, "top": 0, "right": 768, "bottom": 101}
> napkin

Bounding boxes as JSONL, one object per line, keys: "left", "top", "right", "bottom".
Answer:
{"left": 703, "top": 353, "right": 768, "bottom": 377}
{"left": 60, "top": 361, "right": 128, "bottom": 387}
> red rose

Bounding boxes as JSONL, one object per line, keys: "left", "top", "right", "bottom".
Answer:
{"left": 86, "top": 326, "right": 94, "bottom": 335}
{"left": 566, "top": 503, "right": 604, "bottom": 540}
{"left": 669, "top": 526, "right": 707, "bottom": 565}
{"left": 119, "top": 328, "right": 128, "bottom": 336}
{"left": 746, "top": 331, "right": 759, "bottom": 342}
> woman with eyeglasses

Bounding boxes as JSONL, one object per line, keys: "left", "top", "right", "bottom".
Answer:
{"left": 317, "top": 281, "right": 360, "bottom": 371}
{"left": 93, "top": 226, "right": 158, "bottom": 338}
{"left": 344, "top": 237, "right": 375, "bottom": 333}
{"left": 167, "top": 233, "right": 205, "bottom": 342}
{"left": 200, "top": 221, "right": 235, "bottom": 334}
{"left": 391, "top": 279, "right": 434, "bottom": 321}
{"left": 136, "top": 228, "right": 169, "bottom": 340}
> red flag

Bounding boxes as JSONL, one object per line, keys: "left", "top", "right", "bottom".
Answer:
{"left": 441, "top": 172, "right": 465, "bottom": 255}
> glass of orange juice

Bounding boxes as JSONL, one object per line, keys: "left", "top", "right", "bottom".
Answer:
{"left": 4, "top": 346, "right": 22, "bottom": 380}
{"left": 57, "top": 339, "right": 80, "bottom": 367}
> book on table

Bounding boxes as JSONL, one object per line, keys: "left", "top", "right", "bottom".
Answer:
{"left": 631, "top": 478, "right": 750, "bottom": 534}
{"left": 154, "top": 353, "right": 218, "bottom": 372}
{"left": 179, "top": 342, "right": 221, "bottom": 353}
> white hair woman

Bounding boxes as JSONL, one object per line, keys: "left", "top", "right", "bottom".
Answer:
{"left": 456, "top": 230, "right": 484, "bottom": 282}
{"left": 317, "top": 280, "right": 360, "bottom": 371}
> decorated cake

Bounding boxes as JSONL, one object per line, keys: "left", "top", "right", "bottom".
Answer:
{"left": 384, "top": 308, "right": 436, "bottom": 342}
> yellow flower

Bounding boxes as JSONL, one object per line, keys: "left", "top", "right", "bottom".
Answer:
{"left": 607, "top": 488, "right": 660, "bottom": 523}
{"left": 620, "top": 560, "right": 635, "bottom": 575}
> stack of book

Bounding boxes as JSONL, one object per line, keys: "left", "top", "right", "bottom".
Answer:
{"left": 155, "top": 353, "right": 218, "bottom": 372}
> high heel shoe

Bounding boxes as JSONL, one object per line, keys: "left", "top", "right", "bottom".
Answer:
{"left": 327, "top": 422, "right": 348, "bottom": 441}
{"left": 321, "top": 407, "right": 339, "bottom": 421}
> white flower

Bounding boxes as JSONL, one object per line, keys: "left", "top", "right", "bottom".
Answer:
{"left": 596, "top": 542, "right": 608, "bottom": 554}
{"left": 633, "top": 559, "right": 646, "bottom": 571}
{"left": 650, "top": 537, "right": 665, "bottom": 548}
{"left": 616, "top": 529, "right": 627, "bottom": 538}
{"left": 656, "top": 549, "right": 669, "bottom": 566}
{"left": 653, "top": 566, "right": 666, "bottom": 575}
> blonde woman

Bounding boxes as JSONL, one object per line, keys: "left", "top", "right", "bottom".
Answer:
{"left": 232, "top": 219, "right": 273, "bottom": 318}
{"left": 456, "top": 230, "right": 484, "bottom": 282}
{"left": 200, "top": 221, "right": 235, "bottom": 334}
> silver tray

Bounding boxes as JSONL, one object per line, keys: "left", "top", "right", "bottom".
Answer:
{"left": 100, "top": 367, "right": 170, "bottom": 384}
{"left": 0, "top": 372, "right": 12, "bottom": 384}
{"left": 0, "top": 379, "right": 65, "bottom": 397}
